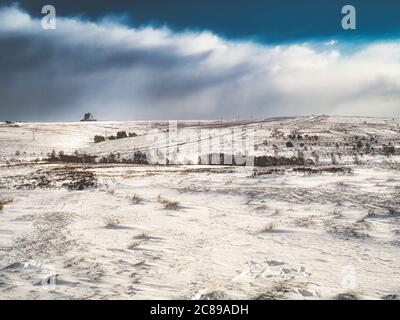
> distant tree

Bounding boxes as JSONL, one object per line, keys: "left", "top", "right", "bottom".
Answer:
{"left": 286, "top": 141, "right": 294, "bottom": 148}
{"left": 50, "top": 149, "right": 56, "bottom": 160}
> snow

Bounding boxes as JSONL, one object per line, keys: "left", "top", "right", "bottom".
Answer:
{"left": 0, "top": 116, "right": 399, "bottom": 299}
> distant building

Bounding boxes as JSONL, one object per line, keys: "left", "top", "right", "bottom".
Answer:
{"left": 81, "top": 112, "right": 96, "bottom": 121}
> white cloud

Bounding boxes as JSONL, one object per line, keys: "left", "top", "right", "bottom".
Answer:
{"left": 0, "top": 5, "right": 399, "bottom": 120}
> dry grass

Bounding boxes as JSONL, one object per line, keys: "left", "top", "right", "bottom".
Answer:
{"left": 263, "top": 222, "right": 275, "bottom": 233}
{"left": 104, "top": 216, "right": 120, "bottom": 228}
{"left": 131, "top": 194, "right": 143, "bottom": 204}
{"left": 158, "top": 195, "right": 180, "bottom": 210}
{"left": 294, "top": 216, "right": 315, "bottom": 228}
{"left": 0, "top": 198, "right": 13, "bottom": 211}
{"left": 128, "top": 241, "right": 142, "bottom": 249}
{"left": 134, "top": 232, "right": 149, "bottom": 239}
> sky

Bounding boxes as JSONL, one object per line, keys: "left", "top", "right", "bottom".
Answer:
{"left": 0, "top": 1, "right": 400, "bottom": 121}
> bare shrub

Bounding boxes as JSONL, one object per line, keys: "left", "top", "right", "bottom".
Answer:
{"left": 104, "top": 216, "right": 120, "bottom": 228}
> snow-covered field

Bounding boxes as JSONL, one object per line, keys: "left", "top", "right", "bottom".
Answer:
{"left": 0, "top": 116, "right": 399, "bottom": 300}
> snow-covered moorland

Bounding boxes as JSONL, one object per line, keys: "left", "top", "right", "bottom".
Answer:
{"left": 0, "top": 115, "right": 399, "bottom": 299}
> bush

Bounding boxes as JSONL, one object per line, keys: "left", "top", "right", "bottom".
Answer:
{"left": 94, "top": 135, "right": 106, "bottom": 143}
{"left": 117, "top": 131, "right": 128, "bottom": 139}
{"left": 286, "top": 141, "right": 294, "bottom": 148}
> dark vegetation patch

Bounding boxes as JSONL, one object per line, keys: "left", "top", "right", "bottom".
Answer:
{"left": 0, "top": 166, "right": 97, "bottom": 190}
{"left": 325, "top": 221, "right": 370, "bottom": 240}
{"left": 254, "top": 281, "right": 292, "bottom": 300}
{"left": 94, "top": 131, "right": 137, "bottom": 143}
{"left": 252, "top": 166, "right": 351, "bottom": 177}
{"left": 45, "top": 150, "right": 147, "bottom": 165}
{"left": 292, "top": 166, "right": 351, "bottom": 174}
{"left": 335, "top": 292, "right": 359, "bottom": 300}
{"left": 198, "top": 154, "right": 314, "bottom": 167}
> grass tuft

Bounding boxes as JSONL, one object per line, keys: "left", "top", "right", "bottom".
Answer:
{"left": 131, "top": 194, "right": 143, "bottom": 204}
{"left": 128, "top": 241, "right": 142, "bottom": 249}
{"left": 158, "top": 195, "right": 180, "bottom": 210}
{"left": 0, "top": 198, "right": 13, "bottom": 211}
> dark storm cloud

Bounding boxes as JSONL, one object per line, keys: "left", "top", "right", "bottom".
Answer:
{"left": 5, "top": 0, "right": 400, "bottom": 43}
{"left": 0, "top": 5, "right": 400, "bottom": 121}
